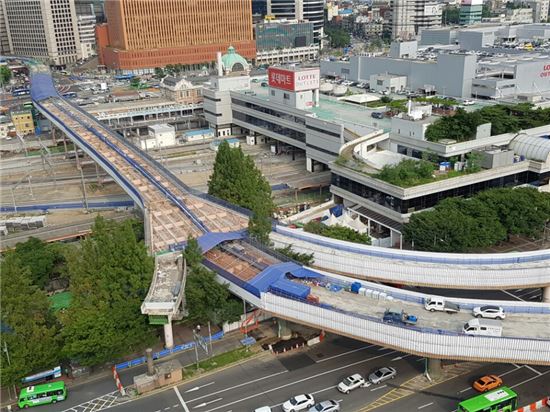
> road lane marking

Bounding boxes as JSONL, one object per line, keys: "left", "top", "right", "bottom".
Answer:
{"left": 418, "top": 402, "right": 434, "bottom": 409}
{"left": 316, "top": 344, "right": 377, "bottom": 363}
{"left": 416, "top": 358, "right": 426, "bottom": 362}
{"left": 523, "top": 365, "right": 543, "bottom": 375}
{"left": 458, "top": 387, "right": 472, "bottom": 393}
{"left": 458, "top": 364, "right": 522, "bottom": 393}
{"left": 392, "top": 354, "right": 414, "bottom": 361}
{"left": 201, "top": 350, "right": 398, "bottom": 412}
{"left": 500, "top": 290, "right": 524, "bottom": 301}
{"left": 174, "top": 387, "right": 190, "bottom": 412}
{"left": 270, "top": 385, "right": 338, "bottom": 409}
{"left": 186, "top": 382, "right": 216, "bottom": 393}
{"left": 174, "top": 405, "right": 180, "bottom": 408}
{"left": 370, "top": 384, "right": 388, "bottom": 391}
{"left": 509, "top": 369, "right": 550, "bottom": 389}
{"left": 194, "top": 398, "right": 223, "bottom": 408}
{"left": 186, "top": 370, "right": 288, "bottom": 403}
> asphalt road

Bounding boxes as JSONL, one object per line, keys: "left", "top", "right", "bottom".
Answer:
{"left": 408, "top": 286, "right": 544, "bottom": 303}
{"left": 12, "top": 335, "right": 549, "bottom": 412}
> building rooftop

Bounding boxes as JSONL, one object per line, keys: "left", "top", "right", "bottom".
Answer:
{"left": 148, "top": 124, "right": 174, "bottom": 133}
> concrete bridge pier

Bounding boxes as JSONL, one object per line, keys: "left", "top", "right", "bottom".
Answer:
{"left": 542, "top": 286, "right": 550, "bottom": 303}
{"left": 425, "top": 358, "right": 442, "bottom": 380}
{"left": 277, "top": 319, "right": 292, "bottom": 340}
{"left": 163, "top": 320, "right": 174, "bottom": 349}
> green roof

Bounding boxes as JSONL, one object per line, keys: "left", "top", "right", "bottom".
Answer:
{"left": 49, "top": 291, "right": 72, "bottom": 312}
{"left": 221, "top": 46, "right": 249, "bottom": 72}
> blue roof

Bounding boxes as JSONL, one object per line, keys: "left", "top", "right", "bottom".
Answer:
{"left": 30, "top": 73, "right": 59, "bottom": 101}
{"left": 197, "top": 231, "right": 246, "bottom": 253}
{"left": 184, "top": 128, "right": 214, "bottom": 137}
{"left": 249, "top": 262, "right": 320, "bottom": 298}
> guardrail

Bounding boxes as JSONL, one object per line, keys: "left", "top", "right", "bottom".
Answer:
{"left": 69, "top": 100, "right": 252, "bottom": 218}
{"left": 50, "top": 100, "right": 210, "bottom": 233}
{"left": 309, "top": 271, "right": 550, "bottom": 314}
{"left": 34, "top": 100, "right": 145, "bottom": 210}
{"left": 0, "top": 200, "right": 134, "bottom": 212}
{"left": 272, "top": 228, "right": 550, "bottom": 289}
{"left": 262, "top": 292, "right": 550, "bottom": 365}
{"left": 114, "top": 330, "right": 225, "bottom": 371}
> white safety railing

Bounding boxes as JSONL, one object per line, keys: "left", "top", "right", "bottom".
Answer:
{"left": 262, "top": 293, "right": 550, "bottom": 365}
{"left": 272, "top": 228, "right": 550, "bottom": 289}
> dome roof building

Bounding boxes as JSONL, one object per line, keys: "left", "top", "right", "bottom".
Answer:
{"left": 219, "top": 46, "right": 250, "bottom": 75}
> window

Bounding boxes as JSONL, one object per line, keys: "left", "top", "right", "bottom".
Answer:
{"left": 283, "top": 93, "right": 290, "bottom": 100}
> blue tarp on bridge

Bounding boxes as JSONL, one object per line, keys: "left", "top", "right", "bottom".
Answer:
{"left": 30, "top": 73, "right": 59, "bottom": 101}
{"left": 249, "top": 262, "right": 320, "bottom": 298}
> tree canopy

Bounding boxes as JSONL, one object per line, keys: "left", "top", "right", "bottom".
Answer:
{"left": 12, "top": 237, "right": 66, "bottom": 289}
{"left": 403, "top": 188, "right": 550, "bottom": 252}
{"left": 0, "top": 254, "right": 61, "bottom": 385}
{"left": 425, "top": 104, "right": 550, "bottom": 143}
{"left": 60, "top": 216, "right": 154, "bottom": 366}
{"left": 0, "top": 66, "right": 12, "bottom": 86}
{"left": 183, "top": 239, "right": 242, "bottom": 326}
{"left": 376, "top": 159, "right": 435, "bottom": 187}
{"left": 304, "top": 220, "right": 371, "bottom": 245}
{"left": 208, "top": 141, "right": 274, "bottom": 243}
{"left": 325, "top": 26, "right": 351, "bottom": 48}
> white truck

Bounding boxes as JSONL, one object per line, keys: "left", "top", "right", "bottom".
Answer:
{"left": 424, "top": 297, "right": 460, "bottom": 314}
{"left": 463, "top": 318, "right": 503, "bottom": 337}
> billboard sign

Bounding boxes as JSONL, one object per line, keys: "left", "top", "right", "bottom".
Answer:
{"left": 268, "top": 67, "right": 320, "bottom": 92}
{"left": 423, "top": 3, "right": 441, "bottom": 15}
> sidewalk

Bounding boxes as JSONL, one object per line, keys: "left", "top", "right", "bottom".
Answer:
{"left": 0, "top": 322, "right": 277, "bottom": 409}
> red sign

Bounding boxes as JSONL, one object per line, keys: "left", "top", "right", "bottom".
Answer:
{"left": 268, "top": 67, "right": 295, "bottom": 91}
{"left": 540, "top": 64, "right": 550, "bottom": 78}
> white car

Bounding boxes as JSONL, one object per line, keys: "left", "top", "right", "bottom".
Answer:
{"left": 282, "top": 394, "right": 315, "bottom": 412}
{"left": 472, "top": 305, "right": 505, "bottom": 320}
{"left": 368, "top": 367, "right": 397, "bottom": 384}
{"left": 308, "top": 400, "right": 340, "bottom": 412}
{"left": 462, "top": 99, "right": 475, "bottom": 106}
{"left": 337, "top": 373, "right": 367, "bottom": 393}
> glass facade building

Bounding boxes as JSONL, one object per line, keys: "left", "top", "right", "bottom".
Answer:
{"left": 255, "top": 21, "right": 314, "bottom": 51}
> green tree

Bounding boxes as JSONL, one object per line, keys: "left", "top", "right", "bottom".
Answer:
{"left": 0, "top": 66, "right": 12, "bottom": 86}
{"left": 476, "top": 188, "right": 550, "bottom": 238}
{"left": 154, "top": 67, "right": 165, "bottom": 79}
{"left": 60, "top": 216, "right": 154, "bottom": 366}
{"left": 0, "top": 254, "right": 61, "bottom": 385}
{"left": 185, "top": 265, "right": 241, "bottom": 325}
{"left": 304, "top": 220, "right": 371, "bottom": 245}
{"left": 325, "top": 27, "right": 351, "bottom": 48}
{"left": 130, "top": 76, "right": 141, "bottom": 89}
{"left": 12, "top": 237, "right": 66, "bottom": 289}
{"left": 275, "top": 245, "right": 314, "bottom": 266}
{"left": 208, "top": 141, "right": 274, "bottom": 241}
{"left": 442, "top": 6, "right": 460, "bottom": 24}
{"left": 376, "top": 159, "right": 435, "bottom": 187}
{"left": 183, "top": 236, "right": 203, "bottom": 269}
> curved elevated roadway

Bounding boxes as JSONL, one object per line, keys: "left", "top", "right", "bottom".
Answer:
{"left": 25, "top": 67, "right": 550, "bottom": 364}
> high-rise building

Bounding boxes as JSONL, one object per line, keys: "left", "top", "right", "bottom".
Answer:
{"left": 391, "top": 0, "right": 442, "bottom": 39}
{"left": 77, "top": 14, "right": 96, "bottom": 59}
{"left": 97, "top": 0, "right": 255, "bottom": 73}
{"left": 459, "top": 0, "right": 483, "bottom": 25}
{"left": 74, "top": 0, "right": 105, "bottom": 22}
{"left": 523, "top": 0, "right": 549, "bottom": 22}
{"left": 0, "top": 0, "right": 10, "bottom": 55}
{"left": 267, "top": 0, "right": 325, "bottom": 43}
{"left": 255, "top": 19, "right": 318, "bottom": 64}
{"left": 3, "top": 0, "right": 81, "bottom": 66}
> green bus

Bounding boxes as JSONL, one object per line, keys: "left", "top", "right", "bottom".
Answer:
{"left": 458, "top": 386, "right": 518, "bottom": 412}
{"left": 18, "top": 381, "right": 67, "bottom": 409}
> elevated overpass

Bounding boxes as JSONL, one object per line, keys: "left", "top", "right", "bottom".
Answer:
{"left": 26, "top": 68, "right": 550, "bottom": 365}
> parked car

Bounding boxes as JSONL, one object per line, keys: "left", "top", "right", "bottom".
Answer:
{"left": 472, "top": 375, "right": 503, "bottom": 392}
{"left": 337, "top": 374, "right": 367, "bottom": 393}
{"left": 463, "top": 319, "right": 502, "bottom": 337}
{"left": 308, "top": 400, "right": 340, "bottom": 412}
{"left": 472, "top": 305, "right": 505, "bottom": 320}
{"left": 368, "top": 367, "right": 397, "bottom": 384}
{"left": 254, "top": 407, "right": 272, "bottom": 412}
{"left": 462, "top": 99, "right": 475, "bottom": 106}
{"left": 282, "top": 394, "right": 315, "bottom": 412}
{"left": 424, "top": 297, "right": 460, "bottom": 314}
{"left": 382, "top": 309, "right": 417, "bottom": 326}
{"left": 371, "top": 112, "right": 384, "bottom": 119}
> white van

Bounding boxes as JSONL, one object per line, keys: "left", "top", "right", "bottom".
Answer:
{"left": 463, "top": 319, "right": 502, "bottom": 337}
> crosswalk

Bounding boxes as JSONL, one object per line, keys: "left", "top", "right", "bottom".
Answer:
{"left": 62, "top": 390, "right": 132, "bottom": 412}
{"left": 504, "top": 288, "right": 542, "bottom": 302}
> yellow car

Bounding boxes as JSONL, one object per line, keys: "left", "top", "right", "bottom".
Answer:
{"left": 473, "top": 375, "right": 503, "bottom": 392}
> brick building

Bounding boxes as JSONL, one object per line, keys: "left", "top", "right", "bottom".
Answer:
{"left": 97, "top": 0, "right": 256, "bottom": 73}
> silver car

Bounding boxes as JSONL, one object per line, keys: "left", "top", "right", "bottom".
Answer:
{"left": 308, "top": 400, "right": 340, "bottom": 412}
{"left": 368, "top": 367, "right": 397, "bottom": 384}
{"left": 472, "top": 305, "right": 505, "bottom": 320}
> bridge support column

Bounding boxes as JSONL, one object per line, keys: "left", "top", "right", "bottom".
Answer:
{"left": 163, "top": 321, "right": 174, "bottom": 349}
{"left": 542, "top": 286, "right": 550, "bottom": 303}
{"left": 425, "top": 358, "right": 442, "bottom": 380}
{"left": 277, "top": 319, "right": 292, "bottom": 341}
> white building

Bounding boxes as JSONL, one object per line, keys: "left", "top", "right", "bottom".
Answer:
{"left": 3, "top": 0, "right": 82, "bottom": 66}
{"left": 370, "top": 73, "right": 408, "bottom": 93}
{"left": 267, "top": 0, "right": 325, "bottom": 44}
{"left": 390, "top": 0, "right": 442, "bottom": 40}
{"left": 77, "top": 14, "right": 96, "bottom": 60}
{"left": 141, "top": 124, "right": 176, "bottom": 150}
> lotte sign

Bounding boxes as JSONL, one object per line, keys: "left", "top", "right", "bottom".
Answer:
{"left": 268, "top": 67, "right": 320, "bottom": 92}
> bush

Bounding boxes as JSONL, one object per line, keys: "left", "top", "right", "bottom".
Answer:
{"left": 275, "top": 245, "right": 314, "bottom": 266}
{"left": 375, "top": 159, "right": 435, "bottom": 187}
{"left": 304, "top": 220, "right": 371, "bottom": 245}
